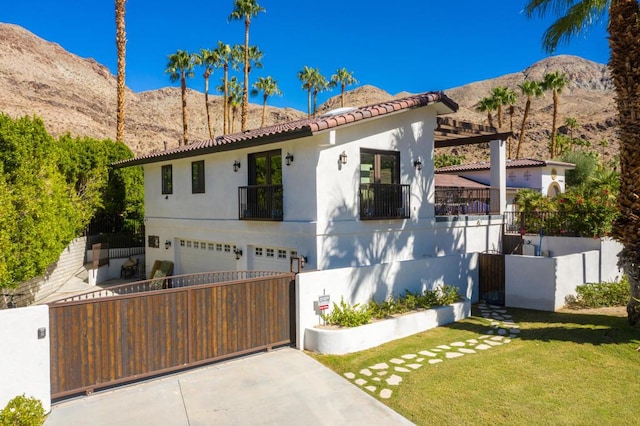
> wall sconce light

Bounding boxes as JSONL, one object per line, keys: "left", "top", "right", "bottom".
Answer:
{"left": 301, "top": 255, "right": 308, "bottom": 269}
{"left": 233, "top": 160, "right": 241, "bottom": 172}
{"left": 339, "top": 151, "right": 348, "bottom": 165}
{"left": 413, "top": 159, "right": 423, "bottom": 171}
{"left": 234, "top": 247, "right": 243, "bottom": 260}
{"left": 285, "top": 152, "right": 294, "bottom": 166}
{"left": 165, "top": 240, "right": 172, "bottom": 250}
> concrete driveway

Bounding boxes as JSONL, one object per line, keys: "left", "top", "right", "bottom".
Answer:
{"left": 45, "top": 348, "right": 413, "bottom": 425}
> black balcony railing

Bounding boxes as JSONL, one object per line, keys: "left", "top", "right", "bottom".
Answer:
{"left": 504, "top": 211, "right": 575, "bottom": 236}
{"left": 239, "top": 185, "right": 284, "bottom": 221}
{"left": 434, "top": 187, "right": 499, "bottom": 216}
{"left": 360, "top": 183, "right": 410, "bottom": 220}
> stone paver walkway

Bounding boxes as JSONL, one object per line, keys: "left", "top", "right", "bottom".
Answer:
{"left": 342, "top": 303, "right": 519, "bottom": 399}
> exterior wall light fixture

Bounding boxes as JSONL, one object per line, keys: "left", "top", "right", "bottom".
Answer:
{"left": 414, "top": 159, "right": 423, "bottom": 171}
{"left": 285, "top": 152, "right": 294, "bottom": 166}
{"left": 234, "top": 247, "right": 243, "bottom": 260}
{"left": 339, "top": 151, "right": 348, "bottom": 165}
{"left": 165, "top": 240, "right": 172, "bottom": 249}
{"left": 233, "top": 160, "right": 241, "bottom": 172}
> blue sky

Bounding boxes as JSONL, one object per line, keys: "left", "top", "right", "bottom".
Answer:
{"left": 3, "top": 1, "right": 609, "bottom": 112}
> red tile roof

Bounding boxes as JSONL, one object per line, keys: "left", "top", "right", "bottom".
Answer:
{"left": 434, "top": 175, "right": 488, "bottom": 188}
{"left": 114, "top": 91, "right": 458, "bottom": 167}
{"left": 435, "top": 158, "right": 575, "bottom": 173}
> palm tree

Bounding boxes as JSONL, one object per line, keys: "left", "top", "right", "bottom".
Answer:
{"left": 298, "top": 66, "right": 315, "bottom": 117}
{"left": 489, "top": 86, "right": 512, "bottom": 128}
{"left": 227, "top": 77, "right": 242, "bottom": 133}
{"left": 516, "top": 80, "right": 544, "bottom": 159}
{"left": 165, "top": 50, "right": 196, "bottom": 145}
{"left": 329, "top": 68, "right": 358, "bottom": 107}
{"left": 564, "top": 116, "right": 579, "bottom": 149}
{"left": 194, "top": 48, "right": 220, "bottom": 139}
{"left": 213, "top": 42, "right": 231, "bottom": 135}
{"left": 115, "top": 0, "right": 126, "bottom": 143}
{"left": 475, "top": 96, "right": 497, "bottom": 128}
{"left": 541, "top": 71, "right": 570, "bottom": 158}
{"left": 229, "top": 0, "right": 265, "bottom": 132}
{"left": 251, "top": 76, "right": 282, "bottom": 127}
{"left": 524, "top": 0, "right": 640, "bottom": 326}
{"left": 311, "top": 69, "right": 329, "bottom": 117}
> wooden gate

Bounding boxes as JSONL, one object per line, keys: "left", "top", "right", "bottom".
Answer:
{"left": 479, "top": 253, "right": 505, "bottom": 305}
{"left": 49, "top": 271, "right": 295, "bottom": 399}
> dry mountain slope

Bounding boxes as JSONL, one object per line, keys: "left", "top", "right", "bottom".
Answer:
{"left": 0, "top": 23, "right": 617, "bottom": 160}
{"left": 0, "top": 23, "right": 305, "bottom": 154}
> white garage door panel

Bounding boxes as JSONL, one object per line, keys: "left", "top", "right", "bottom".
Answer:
{"left": 178, "top": 245, "right": 237, "bottom": 274}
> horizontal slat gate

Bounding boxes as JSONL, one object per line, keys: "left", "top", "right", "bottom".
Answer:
{"left": 50, "top": 274, "right": 295, "bottom": 399}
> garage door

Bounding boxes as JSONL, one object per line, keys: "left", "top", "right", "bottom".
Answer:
{"left": 177, "top": 239, "right": 237, "bottom": 274}
{"left": 248, "top": 246, "right": 296, "bottom": 272}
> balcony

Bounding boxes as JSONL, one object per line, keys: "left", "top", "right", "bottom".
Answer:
{"left": 434, "top": 187, "right": 499, "bottom": 216}
{"left": 239, "top": 185, "right": 283, "bottom": 221}
{"left": 360, "top": 183, "right": 410, "bottom": 220}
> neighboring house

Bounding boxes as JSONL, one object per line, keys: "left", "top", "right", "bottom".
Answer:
{"left": 436, "top": 158, "right": 575, "bottom": 211}
{"left": 115, "top": 92, "right": 511, "bottom": 277}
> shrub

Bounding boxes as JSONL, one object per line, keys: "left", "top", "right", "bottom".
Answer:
{"left": 0, "top": 394, "right": 45, "bottom": 426}
{"left": 321, "top": 297, "right": 372, "bottom": 327}
{"left": 565, "top": 277, "right": 629, "bottom": 308}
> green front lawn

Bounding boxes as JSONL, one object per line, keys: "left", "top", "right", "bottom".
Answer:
{"left": 311, "top": 305, "right": 640, "bottom": 425}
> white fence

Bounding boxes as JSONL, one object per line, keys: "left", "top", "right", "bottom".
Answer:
{"left": 0, "top": 305, "right": 50, "bottom": 412}
{"left": 295, "top": 253, "right": 479, "bottom": 350}
{"left": 506, "top": 237, "right": 623, "bottom": 311}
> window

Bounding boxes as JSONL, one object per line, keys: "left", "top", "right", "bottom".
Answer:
{"left": 224, "top": 244, "right": 231, "bottom": 253}
{"left": 148, "top": 235, "right": 160, "bottom": 248}
{"left": 359, "top": 149, "right": 409, "bottom": 219}
{"left": 216, "top": 243, "right": 222, "bottom": 252}
{"left": 192, "top": 160, "right": 205, "bottom": 193}
{"left": 278, "top": 249, "right": 287, "bottom": 259}
{"left": 208, "top": 243, "right": 215, "bottom": 251}
{"left": 162, "top": 165, "right": 173, "bottom": 194}
{"left": 255, "top": 247, "right": 263, "bottom": 256}
{"left": 266, "top": 248, "right": 274, "bottom": 258}
{"left": 239, "top": 150, "right": 284, "bottom": 220}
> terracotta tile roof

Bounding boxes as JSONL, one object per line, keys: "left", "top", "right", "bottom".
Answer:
{"left": 114, "top": 91, "right": 458, "bottom": 168}
{"left": 435, "top": 158, "right": 575, "bottom": 174}
{"left": 434, "top": 174, "right": 488, "bottom": 188}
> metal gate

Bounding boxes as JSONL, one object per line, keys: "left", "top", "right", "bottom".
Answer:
{"left": 479, "top": 253, "right": 505, "bottom": 305}
{"left": 49, "top": 271, "right": 295, "bottom": 399}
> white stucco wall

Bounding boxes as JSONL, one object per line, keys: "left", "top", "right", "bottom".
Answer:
{"left": 505, "top": 255, "right": 557, "bottom": 311}
{"left": 295, "top": 253, "right": 478, "bottom": 350}
{"left": 506, "top": 250, "right": 604, "bottom": 311}
{"left": 0, "top": 305, "right": 50, "bottom": 412}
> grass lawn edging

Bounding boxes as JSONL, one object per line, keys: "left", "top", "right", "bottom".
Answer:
{"left": 304, "top": 299, "right": 471, "bottom": 355}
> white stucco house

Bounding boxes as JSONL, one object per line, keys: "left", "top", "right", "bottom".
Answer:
{"left": 436, "top": 158, "right": 575, "bottom": 212}
{"left": 115, "top": 92, "right": 511, "bottom": 278}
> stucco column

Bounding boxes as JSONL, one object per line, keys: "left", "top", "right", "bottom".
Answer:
{"left": 490, "top": 139, "right": 506, "bottom": 214}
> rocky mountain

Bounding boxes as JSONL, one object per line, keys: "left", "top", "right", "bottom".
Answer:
{"left": 0, "top": 23, "right": 617, "bottom": 161}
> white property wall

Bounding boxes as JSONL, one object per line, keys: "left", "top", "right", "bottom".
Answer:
{"left": 505, "top": 250, "right": 602, "bottom": 311}
{"left": 295, "top": 253, "right": 479, "bottom": 350}
{"left": 0, "top": 305, "right": 50, "bottom": 412}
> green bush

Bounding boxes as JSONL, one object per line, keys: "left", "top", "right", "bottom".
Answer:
{"left": 321, "top": 297, "right": 372, "bottom": 327}
{"left": 0, "top": 394, "right": 45, "bottom": 426}
{"left": 565, "top": 277, "right": 629, "bottom": 308}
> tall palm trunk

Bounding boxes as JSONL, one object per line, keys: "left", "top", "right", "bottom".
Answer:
{"left": 340, "top": 84, "right": 346, "bottom": 107}
{"left": 115, "top": 0, "right": 126, "bottom": 143}
{"left": 203, "top": 70, "right": 213, "bottom": 139}
{"left": 516, "top": 98, "right": 532, "bottom": 159}
{"left": 241, "top": 16, "right": 250, "bottom": 131}
{"left": 486, "top": 112, "right": 494, "bottom": 128}
{"left": 508, "top": 106, "right": 515, "bottom": 158}
{"left": 551, "top": 90, "right": 559, "bottom": 157}
{"left": 180, "top": 73, "right": 188, "bottom": 145}
{"left": 609, "top": 0, "right": 640, "bottom": 326}
{"left": 306, "top": 88, "right": 312, "bottom": 118}
{"left": 223, "top": 63, "right": 229, "bottom": 135}
{"left": 261, "top": 94, "right": 267, "bottom": 127}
